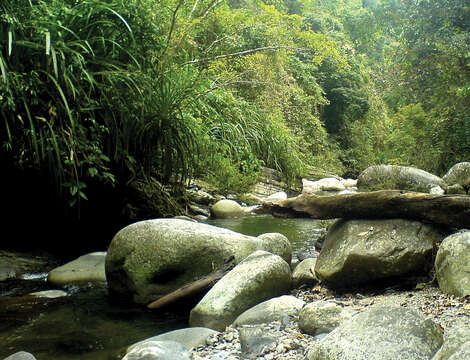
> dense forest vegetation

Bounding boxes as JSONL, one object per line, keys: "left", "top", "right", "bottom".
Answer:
{"left": 1, "top": 0, "right": 469, "bottom": 236}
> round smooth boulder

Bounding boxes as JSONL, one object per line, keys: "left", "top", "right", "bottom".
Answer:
{"left": 257, "top": 233, "right": 292, "bottom": 264}
{"left": 189, "top": 250, "right": 291, "bottom": 331}
{"left": 106, "top": 219, "right": 290, "bottom": 304}
{"left": 442, "top": 162, "right": 470, "bottom": 186}
{"left": 307, "top": 305, "right": 443, "bottom": 360}
{"left": 3, "top": 352, "right": 37, "bottom": 360}
{"left": 315, "top": 219, "right": 445, "bottom": 288}
{"left": 210, "top": 199, "right": 245, "bottom": 218}
{"left": 435, "top": 231, "right": 470, "bottom": 297}
{"left": 357, "top": 165, "right": 446, "bottom": 192}
{"left": 233, "top": 295, "right": 304, "bottom": 326}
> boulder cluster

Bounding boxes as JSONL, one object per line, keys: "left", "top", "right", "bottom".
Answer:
{"left": 10, "top": 162, "right": 468, "bottom": 360}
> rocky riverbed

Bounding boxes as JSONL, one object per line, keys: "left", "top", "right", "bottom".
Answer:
{"left": 191, "top": 283, "right": 470, "bottom": 360}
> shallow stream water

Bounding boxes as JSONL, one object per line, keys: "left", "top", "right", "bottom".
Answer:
{"left": 0, "top": 215, "right": 325, "bottom": 360}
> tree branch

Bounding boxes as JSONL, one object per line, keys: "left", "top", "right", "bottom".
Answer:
{"left": 184, "top": 46, "right": 312, "bottom": 65}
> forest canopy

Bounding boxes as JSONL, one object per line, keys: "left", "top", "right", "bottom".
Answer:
{"left": 1, "top": 0, "right": 469, "bottom": 214}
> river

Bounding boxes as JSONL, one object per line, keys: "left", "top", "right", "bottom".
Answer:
{"left": 0, "top": 215, "right": 325, "bottom": 360}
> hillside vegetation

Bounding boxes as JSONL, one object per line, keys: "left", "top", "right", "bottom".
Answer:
{"left": 1, "top": 0, "right": 469, "bottom": 216}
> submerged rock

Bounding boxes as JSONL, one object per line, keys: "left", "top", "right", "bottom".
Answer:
{"left": 307, "top": 305, "right": 443, "bottom": 360}
{"left": 314, "top": 219, "right": 445, "bottom": 288}
{"left": 189, "top": 250, "right": 291, "bottom": 331}
{"left": 435, "top": 231, "right": 470, "bottom": 297}
{"left": 47, "top": 252, "right": 106, "bottom": 285}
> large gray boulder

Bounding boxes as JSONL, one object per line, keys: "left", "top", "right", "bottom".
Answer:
{"left": 106, "top": 219, "right": 292, "bottom": 304}
{"left": 435, "top": 231, "right": 470, "bottom": 297}
{"left": 122, "top": 340, "right": 191, "bottom": 360}
{"left": 210, "top": 199, "right": 244, "bottom": 218}
{"left": 432, "top": 326, "right": 470, "bottom": 360}
{"left": 189, "top": 250, "right": 291, "bottom": 331}
{"left": 307, "top": 305, "right": 443, "bottom": 360}
{"left": 257, "top": 233, "right": 292, "bottom": 264}
{"left": 442, "top": 162, "right": 470, "bottom": 186}
{"left": 48, "top": 252, "right": 107, "bottom": 285}
{"left": 128, "top": 327, "right": 218, "bottom": 352}
{"left": 315, "top": 219, "right": 445, "bottom": 288}
{"left": 357, "top": 165, "right": 446, "bottom": 192}
{"left": 233, "top": 295, "right": 304, "bottom": 326}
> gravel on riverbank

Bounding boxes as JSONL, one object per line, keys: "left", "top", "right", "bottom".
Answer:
{"left": 191, "top": 283, "right": 470, "bottom": 360}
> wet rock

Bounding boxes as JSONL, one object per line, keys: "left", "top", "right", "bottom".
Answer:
{"left": 435, "top": 231, "right": 470, "bottom": 297}
{"left": 122, "top": 340, "right": 191, "bottom": 360}
{"left": 432, "top": 326, "right": 470, "bottom": 360}
{"left": 189, "top": 251, "right": 291, "bottom": 331}
{"left": 47, "top": 252, "right": 106, "bottom": 285}
{"left": 292, "top": 258, "right": 318, "bottom": 288}
{"left": 211, "top": 200, "right": 245, "bottom": 219}
{"left": 315, "top": 219, "right": 444, "bottom": 288}
{"left": 357, "top": 165, "right": 446, "bottom": 192}
{"left": 3, "top": 352, "right": 37, "bottom": 360}
{"left": 307, "top": 305, "right": 443, "bottom": 360}
{"left": 233, "top": 295, "right": 304, "bottom": 326}
{"left": 128, "top": 328, "right": 219, "bottom": 352}
{"left": 106, "top": 219, "right": 290, "bottom": 304}
{"left": 298, "top": 300, "right": 353, "bottom": 336}
{"left": 188, "top": 190, "right": 215, "bottom": 206}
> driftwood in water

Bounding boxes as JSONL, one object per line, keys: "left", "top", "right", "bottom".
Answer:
{"left": 262, "top": 190, "right": 470, "bottom": 228}
{"left": 147, "top": 256, "right": 236, "bottom": 310}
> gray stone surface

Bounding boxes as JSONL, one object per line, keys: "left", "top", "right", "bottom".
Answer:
{"left": 442, "top": 162, "right": 470, "bottom": 186}
{"left": 357, "top": 165, "right": 446, "bottom": 192}
{"left": 432, "top": 326, "right": 470, "bottom": 360}
{"left": 292, "top": 258, "right": 318, "bottom": 288}
{"left": 106, "top": 219, "right": 290, "bottom": 304}
{"left": 210, "top": 200, "right": 245, "bottom": 218}
{"left": 307, "top": 305, "right": 443, "bottom": 360}
{"left": 3, "top": 352, "right": 37, "bottom": 360}
{"left": 298, "top": 301, "right": 352, "bottom": 336}
{"left": 128, "top": 327, "right": 219, "bottom": 352}
{"left": 122, "top": 340, "right": 191, "bottom": 360}
{"left": 239, "top": 326, "right": 277, "bottom": 358}
{"left": 435, "top": 231, "right": 470, "bottom": 297}
{"left": 189, "top": 250, "right": 291, "bottom": 331}
{"left": 47, "top": 252, "right": 106, "bottom": 285}
{"left": 315, "top": 219, "right": 444, "bottom": 287}
{"left": 257, "top": 233, "right": 292, "bottom": 265}
{"left": 233, "top": 295, "right": 304, "bottom": 326}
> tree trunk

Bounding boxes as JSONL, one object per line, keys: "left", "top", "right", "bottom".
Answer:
{"left": 147, "top": 256, "right": 235, "bottom": 310}
{"left": 262, "top": 190, "right": 470, "bottom": 228}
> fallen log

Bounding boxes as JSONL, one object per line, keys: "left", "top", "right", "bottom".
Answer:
{"left": 147, "top": 256, "right": 236, "bottom": 310}
{"left": 262, "top": 190, "right": 470, "bottom": 228}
